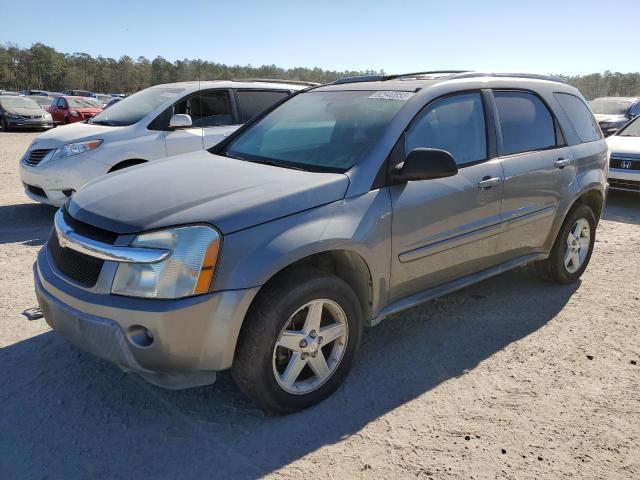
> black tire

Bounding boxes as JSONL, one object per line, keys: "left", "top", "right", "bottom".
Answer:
{"left": 1, "top": 117, "right": 10, "bottom": 132}
{"left": 108, "top": 160, "right": 147, "bottom": 173}
{"left": 533, "top": 204, "right": 596, "bottom": 284}
{"left": 232, "top": 267, "right": 363, "bottom": 414}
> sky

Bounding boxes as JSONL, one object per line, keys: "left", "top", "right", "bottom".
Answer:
{"left": 1, "top": 0, "right": 638, "bottom": 76}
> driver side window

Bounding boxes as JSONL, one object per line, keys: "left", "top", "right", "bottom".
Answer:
{"left": 406, "top": 93, "right": 487, "bottom": 166}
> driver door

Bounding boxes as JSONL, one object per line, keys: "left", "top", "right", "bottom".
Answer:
{"left": 389, "top": 92, "right": 504, "bottom": 302}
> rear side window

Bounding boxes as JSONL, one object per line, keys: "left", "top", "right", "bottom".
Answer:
{"left": 494, "top": 91, "right": 556, "bottom": 155}
{"left": 554, "top": 93, "right": 602, "bottom": 143}
{"left": 237, "top": 90, "right": 290, "bottom": 121}
{"left": 406, "top": 93, "right": 487, "bottom": 166}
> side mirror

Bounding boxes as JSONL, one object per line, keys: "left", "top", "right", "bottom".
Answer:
{"left": 392, "top": 148, "right": 458, "bottom": 183}
{"left": 169, "top": 113, "right": 192, "bottom": 129}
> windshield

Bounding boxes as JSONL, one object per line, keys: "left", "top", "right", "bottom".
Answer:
{"left": 590, "top": 98, "right": 633, "bottom": 116}
{"left": 30, "top": 96, "right": 52, "bottom": 106}
{"left": 223, "top": 90, "right": 410, "bottom": 172}
{"left": 0, "top": 97, "right": 41, "bottom": 109}
{"left": 617, "top": 117, "right": 640, "bottom": 137}
{"left": 68, "top": 98, "right": 101, "bottom": 108}
{"left": 89, "top": 87, "right": 185, "bottom": 126}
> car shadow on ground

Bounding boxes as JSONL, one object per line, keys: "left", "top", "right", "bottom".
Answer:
{"left": 0, "top": 270, "right": 579, "bottom": 479}
{"left": 0, "top": 203, "right": 56, "bottom": 246}
{"left": 602, "top": 190, "right": 640, "bottom": 225}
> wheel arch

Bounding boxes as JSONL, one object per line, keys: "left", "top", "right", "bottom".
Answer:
{"left": 248, "top": 249, "right": 374, "bottom": 327}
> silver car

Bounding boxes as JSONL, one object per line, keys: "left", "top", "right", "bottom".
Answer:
{"left": 606, "top": 116, "right": 640, "bottom": 192}
{"left": 33, "top": 71, "right": 608, "bottom": 413}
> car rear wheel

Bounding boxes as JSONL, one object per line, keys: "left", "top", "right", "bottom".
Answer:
{"left": 533, "top": 204, "right": 596, "bottom": 283}
{"left": 232, "top": 267, "right": 362, "bottom": 414}
{"left": 1, "top": 118, "right": 9, "bottom": 131}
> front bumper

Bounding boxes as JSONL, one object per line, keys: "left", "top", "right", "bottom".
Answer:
{"left": 6, "top": 117, "right": 53, "bottom": 129}
{"left": 19, "top": 152, "right": 108, "bottom": 207}
{"left": 608, "top": 168, "right": 640, "bottom": 193}
{"left": 34, "top": 248, "right": 260, "bottom": 389}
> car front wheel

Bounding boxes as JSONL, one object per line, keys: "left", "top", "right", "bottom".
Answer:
{"left": 232, "top": 267, "right": 362, "bottom": 414}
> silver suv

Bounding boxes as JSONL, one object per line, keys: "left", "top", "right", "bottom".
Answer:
{"left": 34, "top": 71, "right": 608, "bottom": 413}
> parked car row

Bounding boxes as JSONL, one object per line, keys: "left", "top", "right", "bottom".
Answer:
{"left": 19, "top": 79, "right": 307, "bottom": 205}
{"left": 24, "top": 72, "right": 609, "bottom": 413}
{"left": 0, "top": 96, "right": 54, "bottom": 131}
{"left": 589, "top": 96, "right": 640, "bottom": 136}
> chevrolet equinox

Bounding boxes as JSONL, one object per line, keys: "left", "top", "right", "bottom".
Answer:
{"left": 34, "top": 71, "right": 608, "bottom": 413}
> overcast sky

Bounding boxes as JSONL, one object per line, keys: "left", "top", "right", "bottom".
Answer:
{"left": 2, "top": 0, "right": 638, "bottom": 75}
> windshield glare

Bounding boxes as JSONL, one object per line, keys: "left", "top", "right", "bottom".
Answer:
{"left": 618, "top": 117, "right": 640, "bottom": 137}
{"left": 224, "top": 90, "right": 410, "bottom": 172}
{"left": 90, "top": 87, "right": 184, "bottom": 126}
{"left": 590, "top": 98, "right": 632, "bottom": 116}
{"left": 0, "top": 97, "right": 41, "bottom": 109}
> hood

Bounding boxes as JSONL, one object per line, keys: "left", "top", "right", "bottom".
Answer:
{"left": 6, "top": 107, "right": 44, "bottom": 117}
{"left": 67, "top": 151, "right": 350, "bottom": 235}
{"left": 71, "top": 107, "right": 102, "bottom": 113}
{"left": 594, "top": 114, "right": 628, "bottom": 124}
{"left": 31, "top": 121, "right": 126, "bottom": 148}
{"left": 606, "top": 135, "right": 640, "bottom": 156}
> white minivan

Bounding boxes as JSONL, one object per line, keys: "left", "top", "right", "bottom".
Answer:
{"left": 19, "top": 80, "right": 308, "bottom": 206}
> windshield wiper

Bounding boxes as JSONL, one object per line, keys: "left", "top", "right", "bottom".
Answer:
{"left": 89, "top": 119, "right": 114, "bottom": 126}
{"left": 254, "top": 159, "right": 305, "bottom": 171}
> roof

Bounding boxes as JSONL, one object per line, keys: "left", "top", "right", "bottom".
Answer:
{"left": 319, "top": 70, "right": 569, "bottom": 91}
{"left": 151, "top": 80, "right": 308, "bottom": 91}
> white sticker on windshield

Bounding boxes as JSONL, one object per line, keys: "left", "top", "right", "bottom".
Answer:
{"left": 369, "top": 91, "right": 415, "bottom": 101}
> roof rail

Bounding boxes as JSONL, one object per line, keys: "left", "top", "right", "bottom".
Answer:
{"left": 331, "top": 71, "right": 470, "bottom": 85}
{"left": 449, "top": 72, "right": 566, "bottom": 84}
{"left": 388, "top": 70, "right": 470, "bottom": 79}
{"left": 233, "top": 78, "right": 321, "bottom": 87}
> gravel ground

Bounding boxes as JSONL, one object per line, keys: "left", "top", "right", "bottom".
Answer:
{"left": 1, "top": 132, "right": 639, "bottom": 479}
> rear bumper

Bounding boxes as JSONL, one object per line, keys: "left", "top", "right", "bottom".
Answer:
{"left": 34, "top": 249, "right": 260, "bottom": 389}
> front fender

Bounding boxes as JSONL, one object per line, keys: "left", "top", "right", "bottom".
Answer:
{"left": 214, "top": 189, "right": 393, "bottom": 316}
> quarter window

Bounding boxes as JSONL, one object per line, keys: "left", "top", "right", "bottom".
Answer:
{"left": 554, "top": 92, "right": 602, "bottom": 143}
{"left": 494, "top": 91, "right": 556, "bottom": 155}
{"left": 406, "top": 93, "right": 487, "bottom": 166}
{"left": 238, "top": 90, "right": 290, "bottom": 121}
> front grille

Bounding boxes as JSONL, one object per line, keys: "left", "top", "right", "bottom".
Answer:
{"left": 62, "top": 209, "right": 118, "bottom": 244}
{"left": 610, "top": 156, "right": 640, "bottom": 171}
{"left": 47, "top": 210, "right": 119, "bottom": 287}
{"left": 26, "top": 184, "right": 47, "bottom": 198}
{"left": 24, "top": 148, "right": 53, "bottom": 166}
{"left": 609, "top": 178, "right": 640, "bottom": 192}
{"left": 48, "top": 231, "right": 104, "bottom": 287}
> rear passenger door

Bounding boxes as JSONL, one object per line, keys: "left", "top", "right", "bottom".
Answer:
{"left": 491, "top": 90, "right": 576, "bottom": 257}
{"left": 389, "top": 91, "right": 504, "bottom": 302}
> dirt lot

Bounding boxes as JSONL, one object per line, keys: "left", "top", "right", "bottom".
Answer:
{"left": 0, "top": 131, "right": 638, "bottom": 479}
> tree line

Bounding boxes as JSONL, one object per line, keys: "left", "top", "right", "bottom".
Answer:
{"left": 2, "top": 42, "right": 639, "bottom": 100}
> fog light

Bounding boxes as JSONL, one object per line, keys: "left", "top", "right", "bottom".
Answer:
{"left": 127, "top": 325, "right": 154, "bottom": 348}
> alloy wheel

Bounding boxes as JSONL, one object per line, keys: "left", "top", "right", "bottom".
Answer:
{"left": 564, "top": 218, "right": 590, "bottom": 274}
{"left": 272, "top": 299, "right": 348, "bottom": 395}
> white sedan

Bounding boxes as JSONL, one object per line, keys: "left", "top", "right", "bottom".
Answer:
{"left": 606, "top": 117, "right": 640, "bottom": 193}
{"left": 19, "top": 80, "right": 307, "bottom": 206}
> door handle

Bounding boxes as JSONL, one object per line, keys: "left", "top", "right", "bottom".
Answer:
{"left": 555, "top": 158, "right": 571, "bottom": 169}
{"left": 477, "top": 176, "right": 501, "bottom": 189}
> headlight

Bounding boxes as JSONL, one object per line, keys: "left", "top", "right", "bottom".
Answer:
{"left": 43, "top": 113, "right": 52, "bottom": 120}
{"left": 51, "top": 140, "right": 102, "bottom": 161}
{"left": 111, "top": 225, "right": 220, "bottom": 299}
